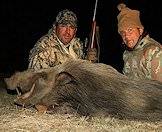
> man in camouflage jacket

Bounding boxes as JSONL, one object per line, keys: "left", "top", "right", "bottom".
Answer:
{"left": 28, "top": 9, "right": 85, "bottom": 70}
{"left": 117, "top": 3, "right": 162, "bottom": 82}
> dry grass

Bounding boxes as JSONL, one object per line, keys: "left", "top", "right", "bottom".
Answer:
{"left": 1, "top": 84, "right": 162, "bottom": 132}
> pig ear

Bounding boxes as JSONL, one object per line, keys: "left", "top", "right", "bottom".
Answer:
{"left": 55, "top": 72, "right": 76, "bottom": 85}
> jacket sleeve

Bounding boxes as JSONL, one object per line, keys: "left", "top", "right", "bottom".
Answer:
{"left": 144, "top": 45, "right": 162, "bottom": 82}
{"left": 28, "top": 50, "right": 56, "bottom": 70}
{"left": 28, "top": 36, "right": 57, "bottom": 70}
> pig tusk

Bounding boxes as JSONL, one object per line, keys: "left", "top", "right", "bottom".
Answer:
{"left": 16, "top": 87, "right": 21, "bottom": 96}
{"left": 18, "top": 83, "right": 35, "bottom": 100}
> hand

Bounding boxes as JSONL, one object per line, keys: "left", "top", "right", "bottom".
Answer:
{"left": 86, "top": 48, "right": 97, "bottom": 63}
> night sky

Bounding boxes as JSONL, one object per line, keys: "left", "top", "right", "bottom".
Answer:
{"left": 1, "top": 0, "right": 162, "bottom": 75}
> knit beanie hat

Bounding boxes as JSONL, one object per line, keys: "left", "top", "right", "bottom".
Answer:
{"left": 55, "top": 9, "right": 77, "bottom": 28}
{"left": 117, "top": 3, "right": 144, "bottom": 33}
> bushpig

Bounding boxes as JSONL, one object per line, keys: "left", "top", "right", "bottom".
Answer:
{"left": 5, "top": 59, "right": 162, "bottom": 121}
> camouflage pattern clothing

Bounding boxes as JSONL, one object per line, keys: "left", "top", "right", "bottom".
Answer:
{"left": 123, "top": 35, "right": 162, "bottom": 82}
{"left": 28, "top": 25, "right": 83, "bottom": 70}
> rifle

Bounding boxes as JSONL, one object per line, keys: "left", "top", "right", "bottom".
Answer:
{"left": 86, "top": 0, "right": 100, "bottom": 62}
{"left": 90, "top": 0, "right": 98, "bottom": 49}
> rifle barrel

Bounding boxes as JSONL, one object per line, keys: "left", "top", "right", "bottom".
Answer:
{"left": 93, "top": 0, "right": 98, "bottom": 21}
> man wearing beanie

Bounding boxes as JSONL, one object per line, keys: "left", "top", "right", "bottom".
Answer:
{"left": 28, "top": 9, "right": 97, "bottom": 70}
{"left": 117, "top": 3, "right": 162, "bottom": 82}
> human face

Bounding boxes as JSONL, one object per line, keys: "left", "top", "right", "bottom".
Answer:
{"left": 56, "top": 24, "right": 77, "bottom": 45}
{"left": 119, "top": 27, "right": 143, "bottom": 49}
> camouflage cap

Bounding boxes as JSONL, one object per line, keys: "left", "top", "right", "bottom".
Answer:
{"left": 56, "top": 9, "right": 77, "bottom": 28}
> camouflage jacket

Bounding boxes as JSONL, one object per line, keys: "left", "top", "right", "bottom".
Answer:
{"left": 28, "top": 26, "right": 83, "bottom": 70}
{"left": 123, "top": 35, "right": 162, "bottom": 82}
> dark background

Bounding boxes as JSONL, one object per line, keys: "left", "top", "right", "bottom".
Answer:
{"left": 1, "top": 0, "right": 162, "bottom": 76}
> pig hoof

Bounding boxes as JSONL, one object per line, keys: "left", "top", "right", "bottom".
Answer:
{"left": 35, "top": 104, "right": 47, "bottom": 114}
